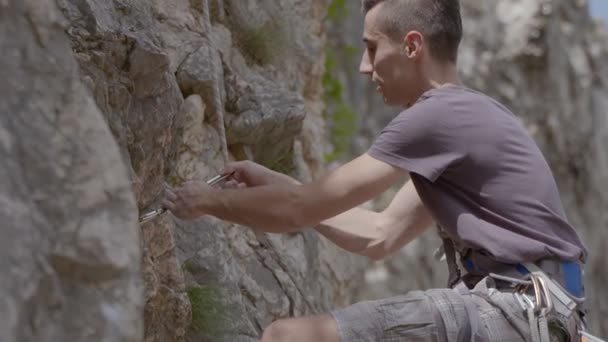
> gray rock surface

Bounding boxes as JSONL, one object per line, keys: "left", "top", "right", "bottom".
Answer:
{"left": 0, "top": 0, "right": 143, "bottom": 341}
{"left": 327, "top": 0, "right": 608, "bottom": 336}
{"left": 54, "top": 0, "right": 366, "bottom": 341}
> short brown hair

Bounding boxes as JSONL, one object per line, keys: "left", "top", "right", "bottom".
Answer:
{"left": 362, "top": 0, "right": 462, "bottom": 63}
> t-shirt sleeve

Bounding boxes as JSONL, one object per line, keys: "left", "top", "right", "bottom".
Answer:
{"left": 368, "top": 98, "right": 465, "bottom": 182}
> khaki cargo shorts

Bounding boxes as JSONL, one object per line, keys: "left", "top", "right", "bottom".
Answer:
{"left": 330, "top": 278, "right": 536, "bottom": 341}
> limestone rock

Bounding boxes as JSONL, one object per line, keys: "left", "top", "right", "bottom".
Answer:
{"left": 0, "top": 0, "right": 142, "bottom": 341}
{"left": 174, "top": 219, "right": 367, "bottom": 341}
{"left": 173, "top": 95, "right": 224, "bottom": 183}
{"left": 53, "top": 0, "right": 364, "bottom": 341}
{"left": 176, "top": 44, "right": 225, "bottom": 118}
{"left": 56, "top": 0, "right": 186, "bottom": 208}
{"left": 224, "top": 71, "right": 307, "bottom": 167}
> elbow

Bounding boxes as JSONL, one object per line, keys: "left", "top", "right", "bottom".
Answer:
{"left": 361, "top": 217, "right": 393, "bottom": 261}
{"left": 362, "top": 232, "right": 402, "bottom": 261}
{"left": 361, "top": 238, "right": 391, "bottom": 261}
{"left": 362, "top": 246, "right": 390, "bottom": 261}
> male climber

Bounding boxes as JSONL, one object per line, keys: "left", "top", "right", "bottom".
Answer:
{"left": 164, "top": 0, "right": 591, "bottom": 341}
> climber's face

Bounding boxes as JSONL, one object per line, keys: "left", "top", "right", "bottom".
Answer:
{"left": 359, "top": 3, "right": 426, "bottom": 108}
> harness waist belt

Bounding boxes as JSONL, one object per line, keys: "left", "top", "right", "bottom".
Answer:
{"left": 461, "top": 252, "right": 585, "bottom": 300}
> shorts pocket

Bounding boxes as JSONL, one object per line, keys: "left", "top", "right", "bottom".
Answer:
{"left": 379, "top": 292, "right": 439, "bottom": 342}
{"left": 381, "top": 323, "right": 438, "bottom": 341}
{"left": 478, "top": 307, "right": 527, "bottom": 342}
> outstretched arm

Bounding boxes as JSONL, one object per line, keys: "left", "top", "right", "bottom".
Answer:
{"left": 164, "top": 153, "right": 405, "bottom": 232}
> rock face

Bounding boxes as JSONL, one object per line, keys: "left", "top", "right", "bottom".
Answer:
{"left": 327, "top": 0, "right": 608, "bottom": 336}
{"left": 0, "top": 0, "right": 142, "bottom": 342}
{"left": 51, "top": 0, "right": 366, "bottom": 341}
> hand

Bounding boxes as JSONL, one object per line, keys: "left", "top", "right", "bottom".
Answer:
{"left": 162, "top": 181, "right": 213, "bottom": 220}
{"left": 221, "top": 160, "right": 300, "bottom": 188}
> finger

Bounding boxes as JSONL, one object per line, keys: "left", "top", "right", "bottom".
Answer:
{"left": 237, "top": 182, "right": 247, "bottom": 189}
{"left": 223, "top": 161, "right": 250, "bottom": 178}
{"left": 218, "top": 180, "right": 233, "bottom": 189}
{"left": 162, "top": 200, "right": 175, "bottom": 211}
{"left": 224, "top": 170, "right": 237, "bottom": 181}
{"left": 165, "top": 189, "right": 177, "bottom": 201}
{"left": 222, "top": 162, "right": 241, "bottom": 176}
{"left": 221, "top": 180, "right": 239, "bottom": 189}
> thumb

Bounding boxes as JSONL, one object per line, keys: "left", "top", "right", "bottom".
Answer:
{"left": 221, "top": 161, "right": 249, "bottom": 183}
{"left": 221, "top": 162, "right": 239, "bottom": 175}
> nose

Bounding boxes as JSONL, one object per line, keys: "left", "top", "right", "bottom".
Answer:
{"left": 359, "top": 50, "right": 373, "bottom": 75}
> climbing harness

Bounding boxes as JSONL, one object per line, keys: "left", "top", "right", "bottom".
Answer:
{"left": 436, "top": 225, "right": 605, "bottom": 342}
{"left": 138, "top": 172, "right": 234, "bottom": 224}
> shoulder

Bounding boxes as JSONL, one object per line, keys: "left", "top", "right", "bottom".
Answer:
{"left": 387, "top": 92, "right": 451, "bottom": 125}
{"left": 384, "top": 88, "right": 463, "bottom": 134}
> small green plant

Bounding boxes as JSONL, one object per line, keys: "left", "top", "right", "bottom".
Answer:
{"left": 266, "top": 149, "right": 294, "bottom": 175}
{"left": 323, "top": 48, "right": 343, "bottom": 101}
{"left": 181, "top": 259, "right": 195, "bottom": 273}
{"left": 326, "top": 0, "right": 350, "bottom": 20}
{"left": 165, "top": 174, "right": 185, "bottom": 187}
{"left": 187, "top": 285, "right": 226, "bottom": 338}
{"left": 324, "top": 103, "right": 358, "bottom": 162}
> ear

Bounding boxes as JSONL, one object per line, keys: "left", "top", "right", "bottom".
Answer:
{"left": 402, "top": 31, "right": 423, "bottom": 58}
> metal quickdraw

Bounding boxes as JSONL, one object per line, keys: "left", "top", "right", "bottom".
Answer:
{"left": 513, "top": 269, "right": 604, "bottom": 342}
{"left": 138, "top": 173, "right": 234, "bottom": 224}
{"left": 516, "top": 273, "right": 554, "bottom": 342}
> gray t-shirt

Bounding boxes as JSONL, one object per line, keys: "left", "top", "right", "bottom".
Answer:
{"left": 368, "top": 85, "right": 587, "bottom": 264}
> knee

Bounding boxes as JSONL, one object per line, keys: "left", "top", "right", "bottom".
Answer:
{"left": 261, "top": 315, "right": 339, "bottom": 342}
{"left": 261, "top": 319, "right": 291, "bottom": 342}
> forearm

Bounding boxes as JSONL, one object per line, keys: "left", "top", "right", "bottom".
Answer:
{"left": 362, "top": 209, "right": 431, "bottom": 260}
{"left": 315, "top": 207, "right": 386, "bottom": 254}
{"left": 323, "top": 180, "right": 434, "bottom": 260}
{"left": 200, "top": 184, "right": 316, "bottom": 233}
{"left": 262, "top": 169, "right": 301, "bottom": 186}
{"left": 316, "top": 207, "right": 429, "bottom": 260}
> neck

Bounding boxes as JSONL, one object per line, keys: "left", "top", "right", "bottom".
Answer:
{"left": 424, "top": 61, "right": 462, "bottom": 89}
{"left": 398, "top": 60, "right": 462, "bottom": 108}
